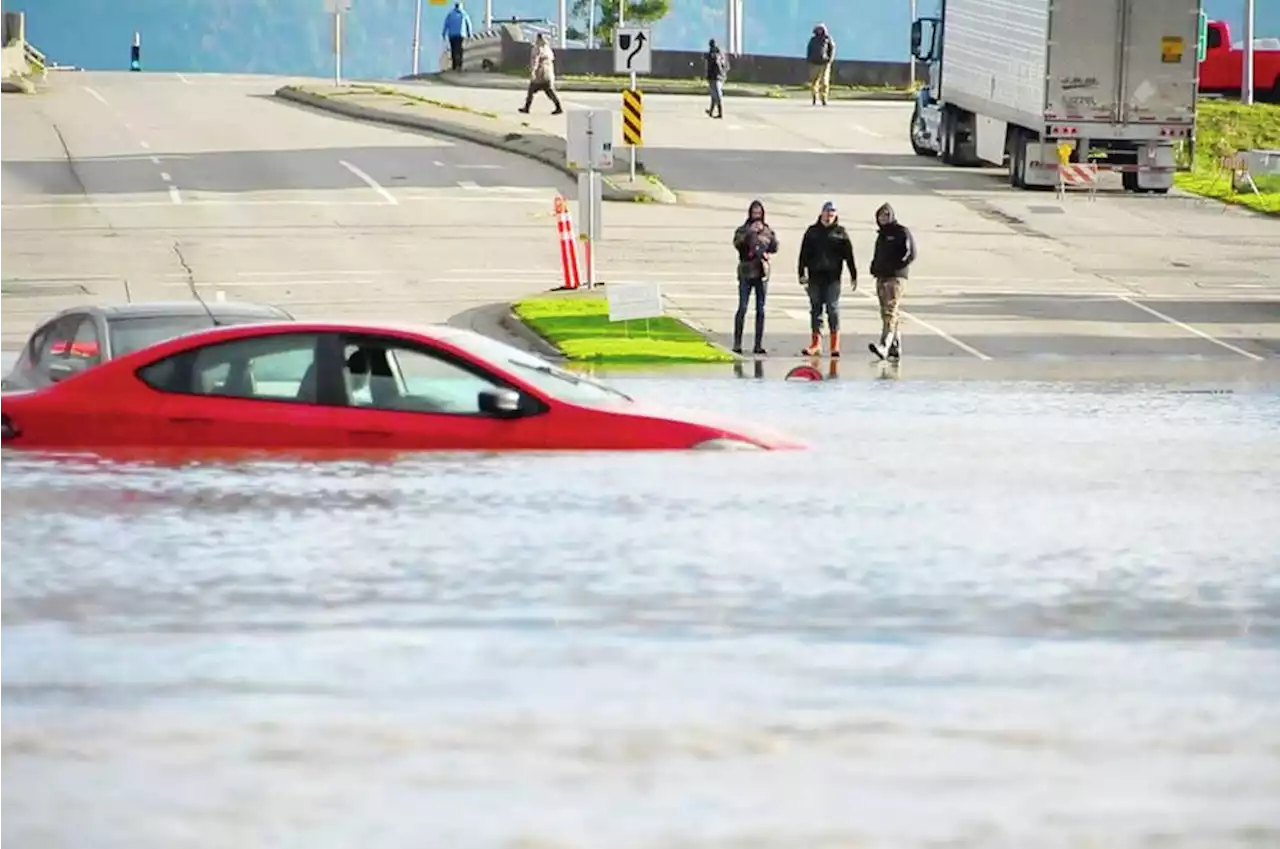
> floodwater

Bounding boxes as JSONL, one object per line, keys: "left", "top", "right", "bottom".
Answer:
{"left": 3, "top": 375, "right": 1280, "bottom": 849}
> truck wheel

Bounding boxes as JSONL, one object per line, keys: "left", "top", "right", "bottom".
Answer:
{"left": 910, "top": 106, "right": 933, "bottom": 157}
{"left": 1122, "top": 170, "right": 1139, "bottom": 192}
{"left": 1008, "top": 130, "right": 1026, "bottom": 188}
{"left": 939, "top": 110, "right": 957, "bottom": 165}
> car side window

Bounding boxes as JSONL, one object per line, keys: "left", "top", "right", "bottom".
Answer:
{"left": 342, "top": 339, "right": 503, "bottom": 415}
{"left": 41, "top": 316, "right": 81, "bottom": 363}
{"left": 68, "top": 317, "right": 103, "bottom": 365}
{"left": 138, "top": 333, "right": 323, "bottom": 403}
{"left": 1207, "top": 27, "right": 1221, "bottom": 49}
{"left": 24, "top": 321, "right": 58, "bottom": 368}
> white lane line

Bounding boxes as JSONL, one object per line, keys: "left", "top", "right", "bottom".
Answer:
{"left": 455, "top": 164, "right": 503, "bottom": 170}
{"left": 888, "top": 175, "right": 914, "bottom": 185}
{"left": 856, "top": 290, "right": 993, "bottom": 361}
{"left": 1117, "top": 295, "right": 1264, "bottom": 361}
{"left": 149, "top": 155, "right": 161, "bottom": 165}
{"left": 433, "top": 160, "right": 446, "bottom": 167}
{"left": 84, "top": 86, "right": 109, "bottom": 105}
{"left": 338, "top": 159, "right": 398, "bottom": 205}
{"left": 159, "top": 172, "right": 172, "bottom": 182}
{"left": 456, "top": 180, "right": 481, "bottom": 190}
{"left": 168, "top": 186, "right": 183, "bottom": 205}
{"left": 176, "top": 73, "right": 192, "bottom": 84}
{"left": 139, "top": 140, "right": 151, "bottom": 150}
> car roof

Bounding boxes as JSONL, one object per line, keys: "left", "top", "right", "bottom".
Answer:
{"left": 52, "top": 301, "right": 290, "bottom": 321}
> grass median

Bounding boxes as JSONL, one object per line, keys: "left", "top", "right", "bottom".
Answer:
{"left": 1176, "top": 100, "right": 1280, "bottom": 215}
{"left": 512, "top": 296, "right": 734, "bottom": 363}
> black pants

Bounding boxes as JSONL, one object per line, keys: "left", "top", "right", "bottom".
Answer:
{"left": 522, "top": 80, "right": 563, "bottom": 111}
{"left": 734, "top": 277, "right": 767, "bottom": 349}
{"left": 806, "top": 279, "right": 841, "bottom": 333}
{"left": 448, "top": 36, "right": 464, "bottom": 71}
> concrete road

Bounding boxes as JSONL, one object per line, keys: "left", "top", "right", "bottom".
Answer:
{"left": 399, "top": 80, "right": 1280, "bottom": 363}
{"left": 3, "top": 72, "right": 1278, "bottom": 368}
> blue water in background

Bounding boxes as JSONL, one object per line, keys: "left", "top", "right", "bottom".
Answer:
{"left": 23, "top": 0, "right": 1278, "bottom": 80}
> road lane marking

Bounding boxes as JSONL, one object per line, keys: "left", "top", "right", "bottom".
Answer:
{"left": 456, "top": 180, "right": 481, "bottom": 189}
{"left": 338, "top": 159, "right": 398, "bottom": 205}
{"left": 160, "top": 172, "right": 172, "bottom": 182}
{"left": 856, "top": 290, "right": 993, "bottom": 360}
{"left": 176, "top": 73, "right": 192, "bottom": 84}
{"left": 139, "top": 140, "right": 151, "bottom": 149}
{"left": 1116, "top": 295, "right": 1264, "bottom": 361}
{"left": 84, "top": 86, "right": 108, "bottom": 105}
{"left": 888, "top": 175, "right": 913, "bottom": 185}
{"left": 433, "top": 160, "right": 446, "bottom": 167}
{"left": 455, "top": 164, "right": 503, "bottom": 170}
{"left": 149, "top": 155, "right": 161, "bottom": 165}
{"left": 168, "top": 186, "right": 183, "bottom": 205}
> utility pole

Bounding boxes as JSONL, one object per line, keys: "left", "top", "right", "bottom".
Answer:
{"left": 909, "top": 0, "right": 917, "bottom": 88}
{"left": 1242, "top": 0, "right": 1255, "bottom": 104}
{"left": 484, "top": 0, "right": 493, "bottom": 29}
{"left": 558, "top": 0, "right": 567, "bottom": 48}
{"left": 411, "top": 0, "right": 422, "bottom": 76}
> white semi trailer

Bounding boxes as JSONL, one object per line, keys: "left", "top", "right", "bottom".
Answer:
{"left": 908, "top": 0, "right": 1201, "bottom": 193}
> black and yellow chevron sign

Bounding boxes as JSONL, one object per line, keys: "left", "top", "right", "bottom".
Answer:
{"left": 622, "top": 89, "right": 643, "bottom": 146}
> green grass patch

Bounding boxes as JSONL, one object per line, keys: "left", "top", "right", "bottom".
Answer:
{"left": 512, "top": 296, "right": 734, "bottom": 363}
{"left": 1174, "top": 100, "right": 1280, "bottom": 215}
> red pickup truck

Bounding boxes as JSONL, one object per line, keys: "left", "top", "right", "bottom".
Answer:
{"left": 1199, "top": 20, "right": 1280, "bottom": 101}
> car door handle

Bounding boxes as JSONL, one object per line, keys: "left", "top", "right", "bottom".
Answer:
{"left": 168, "top": 416, "right": 214, "bottom": 425}
{"left": 348, "top": 429, "right": 393, "bottom": 438}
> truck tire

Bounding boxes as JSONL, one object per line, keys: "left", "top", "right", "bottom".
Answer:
{"left": 940, "top": 109, "right": 958, "bottom": 165}
{"left": 910, "top": 105, "right": 933, "bottom": 156}
{"left": 1122, "top": 170, "right": 1139, "bottom": 192}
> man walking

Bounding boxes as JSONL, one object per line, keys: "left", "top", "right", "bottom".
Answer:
{"left": 518, "top": 32, "right": 564, "bottom": 114}
{"left": 805, "top": 23, "right": 835, "bottom": 106}
{"left": 442, "top": 1, "right": 473, "bottom": 72}
{"left": 705, "top": 38, "right": 728, "bottom": 119}
{"left": 868, "top": 202, "right": 917, "bottom": 361}
{"left": 732, "top": 199, "right": 778, "bottom": 355}
{"left": 797, "top": 200, "right": 857, "bottom": 357}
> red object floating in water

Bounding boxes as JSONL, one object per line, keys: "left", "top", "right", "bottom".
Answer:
{"left": 784, "top": 364, "right": 824, "bottom": 381}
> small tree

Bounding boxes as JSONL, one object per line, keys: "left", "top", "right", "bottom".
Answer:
{"left": 566, "top": 0, "right": 670, "bottom": 46}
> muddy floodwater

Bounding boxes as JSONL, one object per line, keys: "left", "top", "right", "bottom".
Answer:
{"left": 3, "top": 375, "right": 1280, "bottom": 849}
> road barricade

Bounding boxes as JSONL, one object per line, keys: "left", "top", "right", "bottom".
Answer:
{"left": 553, "top": 194, "right": 581, "bottom": 291}
{"left": 1056, "top": 163, "right": 1098, "bottom": 201}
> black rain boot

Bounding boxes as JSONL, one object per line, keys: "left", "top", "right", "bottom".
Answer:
{"left": 752, "top": 311, "right": 766, "bottom": 355}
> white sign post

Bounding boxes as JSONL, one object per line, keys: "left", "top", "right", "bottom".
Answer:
{"left": 325, "top": 0, "right": 352, "bottom": 85}
{"left": 566, "top": 109, "right": 615, "bottom": 289}
{"left": 607, "top": 281, "right": 665, "bottom": 334}
{"left": 614, "top": 27, "right": 650, "bottom": 183}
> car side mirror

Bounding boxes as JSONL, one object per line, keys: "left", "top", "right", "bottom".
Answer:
{"left": 910, "top": 21, "right": 922, "bottom": 56}
{"left": 478, "top": 387, "right": 524, "bottom": 418}
{"left": 48, "top": 360, "right": 84, "bottom": 383}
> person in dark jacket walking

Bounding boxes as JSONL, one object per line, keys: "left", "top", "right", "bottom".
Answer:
{"left": 705, "top": 39, "right": 728, "bottom": 118}
{"left": 867, "top": 202, "right": 916, "bottom": 361}
{"left": 797, "top": 200, "right": 857, "bottom": 357}
{"left": 731, "top": 199, "right": 778, "bottom": 355}
{"left": 805, "top": 23, "right": 835, "bottom": 106}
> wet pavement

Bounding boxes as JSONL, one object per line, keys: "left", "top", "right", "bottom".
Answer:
{"left": 4, "top": 375, "right": 1280, "bottom": 849}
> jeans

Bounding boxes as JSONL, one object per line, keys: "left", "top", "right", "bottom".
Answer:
{"left": 734, "top": 276, "right": 767, "bottom": 348}
{"left": 708, "top": 79, "right": 724, "bottom": 114}
{"left": 448, "top": 36, "right": 464, "bottom": 71}
{"left": 806, "top": 280, "right": 840, "bottom": 333}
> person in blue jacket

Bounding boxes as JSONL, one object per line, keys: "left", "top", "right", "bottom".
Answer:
{"left": 442, "top": 2, "right": 474, "bottom": 72}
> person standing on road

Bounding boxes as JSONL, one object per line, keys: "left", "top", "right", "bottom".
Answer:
{"left": 705, "top": 38, "right": 728, "bottom": 119}
{"left": 442, "top": 1, "right": 473, "bottom": 73}
{"left": 732, "top": 199, "right": 778, "bottom": 355}
{"left": 805, "top": 23, "right": 835, "bottom": 106}
{"left": 868, "top": 202, "right": 916, "bottom": 361}
{"left": 797, "top": 200, "right": 857, "bottom": 357}
{"left": 519, "top": 33, "right": 564, "bottom": 115}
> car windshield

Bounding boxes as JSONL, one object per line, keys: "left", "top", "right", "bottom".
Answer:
{"left": 441, "top": 330, "right": 632, "bottom": 405}
{"left": 109, "top": 314, "right": 273, "bottom": 358}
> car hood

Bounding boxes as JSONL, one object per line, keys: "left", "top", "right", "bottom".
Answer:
{"left": 594, "top": 399, "right": 806, "bottom": 449}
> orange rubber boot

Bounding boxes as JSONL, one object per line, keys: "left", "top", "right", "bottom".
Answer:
{"left": 801, "top": 331, "right": 822, "bottom": 356}
{"left": 830, "top": 331, "right": 841, "bottom": 358}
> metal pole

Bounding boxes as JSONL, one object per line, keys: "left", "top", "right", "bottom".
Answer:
{"left": 558, "top": 0, "right": 567, "bottom": 48}
{"left": 733, "top": 0, "right": 743, "bottom": 55}
{"left": 1242, "top": 0, "right": 1255, "bottom": 105}
{"left": 725, "top": 0, "right": 733, "bottom": 54}
{"left": 588, "top": 0, "right": 595, "bottom": 49}
{"left": 411, "top": 0, "right": 422, "bottom": 76}
{"left": 909, "top": 0, "right": 917, "bottom": 88}
{"left": 618, "top": 0, "right": 625, "bottom": 30}
{"left": 334, "top": 11, "right": 342, "bottom": 85}
{"left": 484, "top": 0, "right": 493, "bottom": 29}
{"left": 629, "top": 71, "right": 637, "bottom": 181}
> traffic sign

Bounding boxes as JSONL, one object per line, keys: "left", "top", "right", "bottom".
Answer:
{"left": 566, "top": 109, "right": 616, "bottom": 170}
{"left": 324, "top": 0, "right": 352, "bottom": 12}
{"left": 613, "top": 26, "right": 652, "bottom": 75}
{"left": 622, "top": 89, "right": 642, "bottom": 146}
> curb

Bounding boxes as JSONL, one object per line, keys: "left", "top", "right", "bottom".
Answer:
{"left": 274, "top": 85, "right": 677, "bottom": 204}
{"left": 498, "top": 309, "right": 568, "bottom": 361}
{"left": 411, "top": 73, "right": 916, "bottom": 102}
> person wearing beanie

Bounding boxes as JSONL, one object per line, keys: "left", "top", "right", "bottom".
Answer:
{"left": 797, "top": 200, "right": 857, "bottom": 357}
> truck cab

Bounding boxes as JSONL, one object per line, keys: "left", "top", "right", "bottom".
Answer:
{"left": 1198, "top": 19, "right": 1280, "bottom": 101}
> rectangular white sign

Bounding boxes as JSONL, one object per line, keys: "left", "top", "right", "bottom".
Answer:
{"left": 607, "top": 281, "right": 664, "bottom": 322}
{"left": 613, "top": 27, "right": 652, "bottom": 75}
{"left": 565, "top": 109, "right": 615, "bottom": 170}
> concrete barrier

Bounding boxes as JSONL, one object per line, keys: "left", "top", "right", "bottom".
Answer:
{"left": 437, "top": 24, "right": 520, "bottom": 73}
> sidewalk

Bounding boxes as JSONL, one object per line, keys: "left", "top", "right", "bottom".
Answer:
{"left": 274, "top": 84, "right": 677, "bottom": 204}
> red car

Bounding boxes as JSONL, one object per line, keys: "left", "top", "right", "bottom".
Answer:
{"left": 0, "top": 321, "right": 803, "bottom": 454}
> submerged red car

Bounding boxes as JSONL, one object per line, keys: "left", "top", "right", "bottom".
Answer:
{"left": 0, "top": 321, "right": 803, "bottom": 454}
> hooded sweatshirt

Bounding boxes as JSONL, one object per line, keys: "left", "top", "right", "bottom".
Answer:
{"left": 705, "top": 41, "right": 728, "bottom": 82}
{"left": 798, "top": 209, "right": 856, "bottom": 285}
{"left": 869, "top": 202, "right": 916, "bottom": 279}
{"left": 732, "top": 200, "right": 779, "bottom": 281}
{"left": 806, "top": 25, "right": 834, "bottom": 65}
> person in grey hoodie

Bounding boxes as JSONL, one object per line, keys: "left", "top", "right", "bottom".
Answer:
{"left": 867, "top": 202, "right": 917, "bottom": 361}
{"left": 731, "top": 199, "right": 778, "bottom": 355}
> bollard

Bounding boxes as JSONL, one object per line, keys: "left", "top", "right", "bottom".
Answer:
{"left": 130, "top": 32, "right": 141, "bottom": 71}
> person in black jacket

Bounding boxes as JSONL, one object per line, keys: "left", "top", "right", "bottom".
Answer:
{"left": 731, "top": 199, "right": 778, "bottom": 354}
{"left": 797, "top": 200, "right": 857, "bottom": 357}
{"left": 805, "top": 23, "right": 835, "bottom": 106}
{"left": 704, "top": 38, "right": 728, "bottom": 119}
{"left": 867, "top": 202, "right": 917, "bottom": 361}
